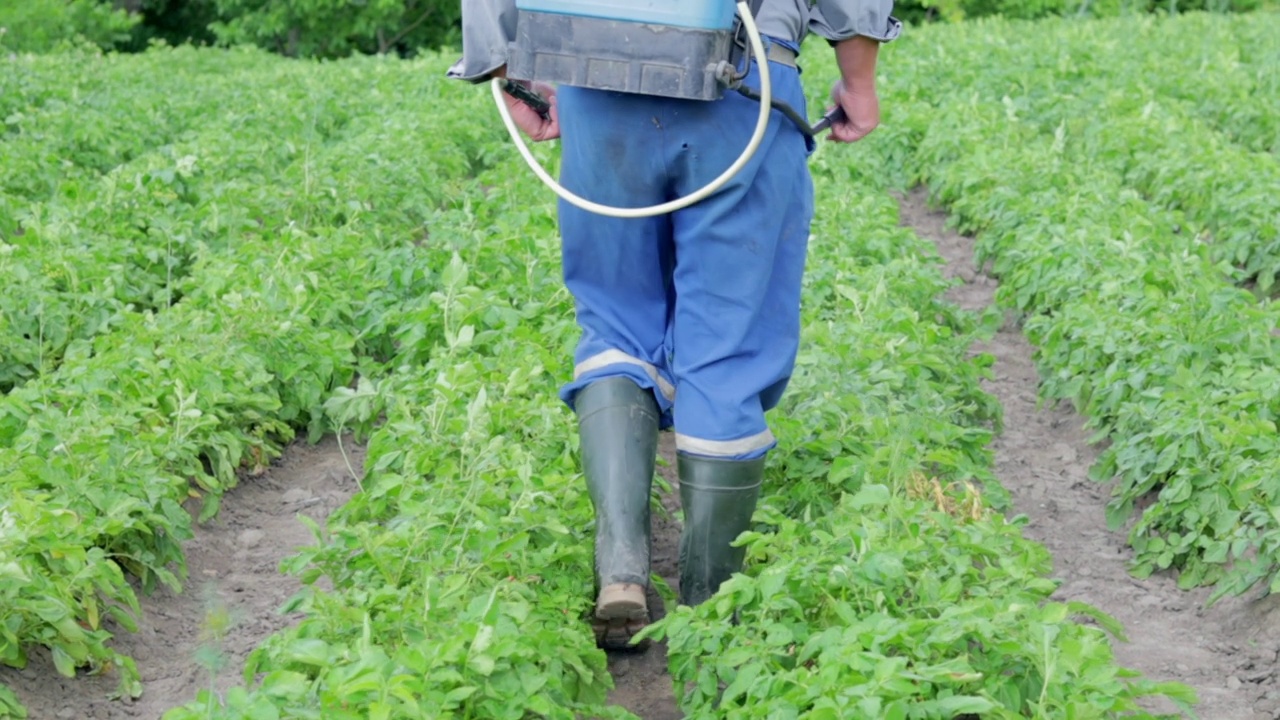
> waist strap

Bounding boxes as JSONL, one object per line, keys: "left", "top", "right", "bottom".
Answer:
{"left": 765, "top": 43, "right": 797, "bottom": 68}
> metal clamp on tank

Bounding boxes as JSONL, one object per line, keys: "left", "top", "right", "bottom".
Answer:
{"left": 717, "top": 0, "right": 765, "bottom": 90}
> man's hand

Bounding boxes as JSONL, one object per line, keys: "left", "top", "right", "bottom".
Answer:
{"left": 827, "top": 36, "right": 881, "bottom": 144}
{"left": 827, "top": 80, "right": 880, "bottom": 143}
{"left": 502, "top": 81, "right": 560, "bottom": 141}
{"left": 493, "top": 66, "right": 560, "bottom": 142}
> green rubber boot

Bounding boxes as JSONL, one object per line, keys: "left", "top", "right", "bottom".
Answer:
{"left": 677, "top": 453, "right": 765, "bottom": 607}
{"left": 575, "top": 377, "right": 660, "bottom": 651}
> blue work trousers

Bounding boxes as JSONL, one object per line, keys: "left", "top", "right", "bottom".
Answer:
{"left": 556, "top": 41, "right": 815, "bottom": 460}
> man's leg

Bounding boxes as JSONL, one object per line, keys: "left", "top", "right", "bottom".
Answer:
{"left": 555, "top": 86, "right": 675, "bottom": 648}
{"left": 664, "top": 55, "right": 816, "bottom": 607}
{"left": 573, "top": 377, "right": 660, "bottom": 649}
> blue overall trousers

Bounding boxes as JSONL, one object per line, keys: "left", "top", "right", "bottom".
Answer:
{"left": 556, "top": 37, "right": 815, "bottom": 461}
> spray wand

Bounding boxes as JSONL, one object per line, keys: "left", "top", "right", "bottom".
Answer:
{"left": 500, "top": 80, "right": 553, "bottom": 119}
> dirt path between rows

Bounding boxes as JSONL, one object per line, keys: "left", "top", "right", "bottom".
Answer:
{"left": 606, "top": 433, "right": 684, "bottom": 719}
{"left": 1, "top": 436, "right": 364, "bottom": 720}
{"left": 899, "top": 186, "right": 1280, "bottom": 720}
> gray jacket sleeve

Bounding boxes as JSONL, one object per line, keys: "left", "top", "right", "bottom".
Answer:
{"left": 446, "top": 0, "right": 518, "bottom": 82}
{"left": 810, "top": 0, "right": 902, "bottom": 43}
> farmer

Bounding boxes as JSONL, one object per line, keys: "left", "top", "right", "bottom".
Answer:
{"left": 448, "top": 0, "right": 900, "bottom": 650}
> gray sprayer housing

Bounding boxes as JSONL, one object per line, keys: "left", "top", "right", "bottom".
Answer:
{"left": 507, "top": 11, "right": 735, "bottom": 102}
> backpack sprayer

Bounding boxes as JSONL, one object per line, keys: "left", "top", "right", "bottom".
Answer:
{"left": 492, "top": 0, "right": 844, "bottom": 219}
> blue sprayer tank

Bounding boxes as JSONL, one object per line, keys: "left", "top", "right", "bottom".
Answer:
{"left": 507, "top": 0, "right": 741, "bottom": 101}
{"left": 516, "top": 0, "right": 736, "bottom": 30}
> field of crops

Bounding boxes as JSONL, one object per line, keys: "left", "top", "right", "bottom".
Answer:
{"left": 867, "top": 11, "right": 1280, "bottom": 599}
{"left": 1, "top": 8, "right": 1277, "bottom": 720}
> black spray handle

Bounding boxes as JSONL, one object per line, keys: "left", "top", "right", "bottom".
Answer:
{"left": 810, "top": 105, "right": 848, "bottom": 135}
{"left": 501, "top": 80, "right": 552, "bottom": 120}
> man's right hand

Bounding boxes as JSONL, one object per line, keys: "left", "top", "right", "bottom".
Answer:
{"left": 504, "top": 81, "right": 560, "bottom": 141}
{"left": 493, "top": 66, "right": 560, "bottom": 141}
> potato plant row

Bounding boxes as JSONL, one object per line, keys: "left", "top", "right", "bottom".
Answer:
{"left": 859, "top": 11, "right": 1280, "bottom": 598}
{"left": 870, "top": 12, "right": 1280, "bottom": 291}
{"left": 1069, "top": 13, "right": 1279, "bottom": 155}
{"left": 944, "top": 14, "right": 1280, "bottom": 292}
{"left": 0, "top": 48, "right": 270, "bottom": 203}
{"left": 164, "top": 191, "right": 632, "bottom": 720}
{"left": 0, "top": 47, "right": 372, "bottom": 392}
{"left": 0, "top": 49, "right": 491, "bottom": 718}
{"left": 1062, "top": 93, "right": 1280, "bottom": 292}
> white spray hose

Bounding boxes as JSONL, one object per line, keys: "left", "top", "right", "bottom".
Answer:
{"left": 491, "top": 0, "right": 770, "bottom": 218}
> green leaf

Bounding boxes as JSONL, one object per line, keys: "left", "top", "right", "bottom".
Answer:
{"left": 51, "top": 646, "right": 77, "bottom": 678}
{"left": 848, "top": 483, "right": 890, "bottom": 510}
{"left": 259, "top": 670, "right": 311, "bottom": 699}
{"left": 282, "top": 639, "right": 330, "bottom": 667}
{"left": 933, "top": 695, "right": 996, "bottom": 714}
{"left": 467, "top": 654, "right": 495, "bottom": 677}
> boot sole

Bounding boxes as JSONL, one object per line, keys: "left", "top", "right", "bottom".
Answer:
{"left": 593, "top": 584, "right": 650, "bottom": 652}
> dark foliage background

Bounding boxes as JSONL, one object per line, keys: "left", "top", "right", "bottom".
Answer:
{"left": 0, "top": 0, "right": 1272, "bottom": 56}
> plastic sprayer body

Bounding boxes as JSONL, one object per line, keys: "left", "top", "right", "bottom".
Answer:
{"left": 508, "top": 0, "right": 741, "bottom": 102}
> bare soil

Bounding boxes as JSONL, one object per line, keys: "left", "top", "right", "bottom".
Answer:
{"left": 605, "top": 432, "right": 684, "bottom": 720}
{"left": 899, "top": 186, "right": 1280, "bottom": 720}
{"left": 1, "top": 436, "right": 364, "bottom": 720}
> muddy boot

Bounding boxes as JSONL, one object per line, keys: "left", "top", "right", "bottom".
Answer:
{"left": 677, "top": 453, "right": 765, "bottom": 608}
{"left": 576, "top": 377, "right": 660, "bottom": 651}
